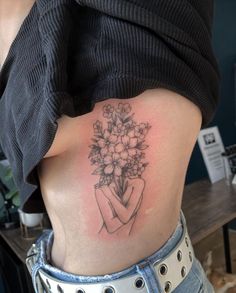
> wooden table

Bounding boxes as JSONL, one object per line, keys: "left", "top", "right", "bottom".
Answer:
{"left": 0, "top": 225, "right": 42, "bottom": 264}
{"left": 182, "top": 178, "right": 236, "bottom": 272}
{"left": 1, "top": 178, "right": 236, "bottom": 271}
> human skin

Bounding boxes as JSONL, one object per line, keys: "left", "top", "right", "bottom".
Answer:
{"left": 90, "top": 103, "right": 149, "bottom": 236}
{"left": 38, "top": 89, "right": 202, "bottom": 275}
{"left": 0, "top": 0, "right": 35, "bottom": 68}
{"left": 1, "top": 0, "right": 202, "bottom": 276}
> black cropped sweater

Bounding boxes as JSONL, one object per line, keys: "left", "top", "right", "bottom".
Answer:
{"left": 0, "top": 0, "right": 220, "bottom": 212}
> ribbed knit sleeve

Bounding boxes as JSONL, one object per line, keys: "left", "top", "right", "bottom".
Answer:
{"left": 0, "top": 0, "right": 220, "bottom": 213}
{"left": 73, "top": 0, "right": 220, "bottom": 124}
{"left": 36, "top": 0, "right": 220, "bottom": 125}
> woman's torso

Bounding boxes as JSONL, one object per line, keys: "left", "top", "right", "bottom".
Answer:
{"left": 1, "top": 1, "right": 202, "bottom": 276}
{"left": 37, "top": 91, "right": 201, "bottom": 275}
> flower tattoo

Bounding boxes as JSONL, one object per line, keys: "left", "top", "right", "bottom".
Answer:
{"left": 89, "top": 103, "right": 151, "bottom": 236}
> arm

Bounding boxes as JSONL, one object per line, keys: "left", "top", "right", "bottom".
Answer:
{"left": 95, "top": 188, "right": 124, "bottom": 233}
{"left": 101, "top": 179, "right": 145, "bottom": 224}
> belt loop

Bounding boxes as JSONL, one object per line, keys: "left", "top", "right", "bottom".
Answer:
{"left": 45, "top": 230, "right": 54, "bottom": 262}
{"left": 136, "top": 261, "right": 163, "bottom": 293}
{"left": 31, "top": 240, "right": 46, "bottom": 293}
{"left": 180, "top": 209, "right": 186, "bottom": 227}
{"left": 32, "top": 263, "right": 45, "bottom": 293}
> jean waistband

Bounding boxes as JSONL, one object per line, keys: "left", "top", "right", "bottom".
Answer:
{"left": 27, "top": 209, "right": 193, "bottom": 293}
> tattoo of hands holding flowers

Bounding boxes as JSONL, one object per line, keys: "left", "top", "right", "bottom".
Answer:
{"left": 89, "top": 103, "right": 151, "bottom": 235}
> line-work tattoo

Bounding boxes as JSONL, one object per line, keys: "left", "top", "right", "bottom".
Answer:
{"left": 89, "top": 103, "right": 151, "bottom": 236}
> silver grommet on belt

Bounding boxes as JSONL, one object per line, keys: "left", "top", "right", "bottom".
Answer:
{"left": 181, "top": 266, "right": 186, "bottom": 278}
{"left": 57, "top": 284, "right": 64, "bottom": 293}
{"left": 46, "top": 279, "right": 51, "bottom": 289}
{"left": 134, "top": 277, "right": 145, "bottom": 289}
{"left": 103, "top": 286, "right": 115, "bottom": 293}
{"left": 77, "top": 289, "right": 85, "bottom": 293}
{"left": 159, "top": 264, "right": 168, "bottom": 275}
{"left": 189, "top": 251, "right": 193, "bottom": 262}
{"left": 185, "top": 237, "right": 189, "bottom": 247}
{"left": 177, "top": 250, "right": 182, "bottom": 262}
{"left": 164, "top": 281, "right": 172, "bottom": 292}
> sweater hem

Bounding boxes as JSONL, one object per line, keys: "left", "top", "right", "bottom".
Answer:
{"left": 20, "top": 74, "right": 216, "bottom": 212}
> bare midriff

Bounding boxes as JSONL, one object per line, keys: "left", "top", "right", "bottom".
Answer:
{"left": 1, "top": 1, "right": 201, "bottom": 277}
{"left": 37, "top": 88, "right": 202, "bottom": 276}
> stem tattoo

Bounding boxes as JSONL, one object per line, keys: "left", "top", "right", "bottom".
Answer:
{"left": 88, "top": 103, "right": 151, "bottom": 236}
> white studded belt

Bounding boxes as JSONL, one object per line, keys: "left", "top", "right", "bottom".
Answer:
{"left": 26, "top": 212, "right": 195, "bottom": 293}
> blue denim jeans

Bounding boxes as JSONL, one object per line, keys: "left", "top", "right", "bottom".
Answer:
{"left": 29, "top": 210, "right": 215, "bottom": 293}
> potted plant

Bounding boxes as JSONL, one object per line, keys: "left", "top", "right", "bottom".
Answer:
{"left": 0, "top": 159, "right": 20, "bottom": 229}
{"left": 0, "top": 160, "right": 45, "bottom": 232}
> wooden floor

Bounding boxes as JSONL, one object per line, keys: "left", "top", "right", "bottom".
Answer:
{"left": 194, "top": 227, "right": 236, "bottom": 272}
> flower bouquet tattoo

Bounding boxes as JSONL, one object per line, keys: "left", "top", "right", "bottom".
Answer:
{"left": 89, "top": 103, "right": 151, "bottom": 236}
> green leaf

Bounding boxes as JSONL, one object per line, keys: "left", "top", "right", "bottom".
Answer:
{"left": 12, "top": 194, "right": 20, "bottom": 207}
{"left": 5, "top": 188, "right": 19, "bottom": 200}
{"left": 4, "top": 168, "right": 13, "bottom": 181}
